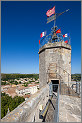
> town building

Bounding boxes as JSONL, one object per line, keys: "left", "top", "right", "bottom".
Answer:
{"left": 16, "top": 84, "right": 39, "bottom": 96}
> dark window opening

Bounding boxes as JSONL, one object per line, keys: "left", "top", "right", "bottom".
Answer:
{"left": 51, "top": 80, "right": 59, "bottom": 92}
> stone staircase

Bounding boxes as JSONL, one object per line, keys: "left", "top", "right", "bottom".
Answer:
{"left": 48, "top": 63, "right": 61, "bottom": 79}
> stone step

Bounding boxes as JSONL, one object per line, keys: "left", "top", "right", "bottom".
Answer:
{"left": 49, "top": 65, "right": 56, "bottom": 67}
{"left": 48, "top": 67, "right": 56, "bottom": 69}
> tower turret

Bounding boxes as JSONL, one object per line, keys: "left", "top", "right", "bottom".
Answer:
{"left": 39, "top": 36, "right": 71, "bottom": 88}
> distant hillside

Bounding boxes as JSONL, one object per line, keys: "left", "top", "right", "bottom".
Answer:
{"left": 1, "top": 73, "right": 81, "bottom": 82}
{"left": 71, "top": 74, "right": 81, "bottom": 81}
{"left": 1, "top": 73, "right": 39, "bottom": 81}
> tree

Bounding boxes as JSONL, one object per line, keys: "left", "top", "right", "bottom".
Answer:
{"left": 1, "top": 93, "right": 25, "bottom": 118}
{"left": 1, "top": 81, "right": 6, "bottom": 85}
{"left": 4, "top": 105, "right": 8, "bottom": 116}
{"left": 14, "top": 81, "right": 18, "bottom": 85}
{"left": 71, "top": 74, "right": 81, "bottom": 81}
{"left": 10, "top": 80, "right": 14, "bottom": 84}
{"left": 1, "top": 107, "right": 5, "bottom": 119}
{"left": 9, "top": 100, "right": 16, "bottom": 111}
{"left": 1, "top": 92, "right": 6, "bottom": 97}
{"left": 19, "top": 81, "right": 21, "bottom": 84}
{"left": 23, "top": 84, "right": 28, "bottom": 87}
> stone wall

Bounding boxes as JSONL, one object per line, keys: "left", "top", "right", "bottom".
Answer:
{"left": 39, "top": 51, "right": 46, "bottom": 88}
{"left": 1, "top": 84, "right": 49, "bottom": 122}
{"left": 39, "top": 42, "right": 71, "bottom": 87}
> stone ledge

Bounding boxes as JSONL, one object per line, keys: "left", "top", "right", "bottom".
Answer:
{"left": 1, "top": 84, "right": 49, "bottom": 122}
{"left": 38, "top": 42, "right": 71, "bottom": 54}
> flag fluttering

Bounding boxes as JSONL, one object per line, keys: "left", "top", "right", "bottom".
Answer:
{"left": 46, "top": 6, "right": 55, "bottom": 17}
{"left": 63, "top": 33, "right": 69, "bottom": 37}
{"left": 56, "top": 29, "right": 61, "bottom": 34}
{"left": 39, "top": 40, "right": 40, "bottom": 44}
{"left": 40, "top": 31, "right": 46, "bottom": 38}
{"left": 65, "top": 40, "right": 68, "bottom": 43}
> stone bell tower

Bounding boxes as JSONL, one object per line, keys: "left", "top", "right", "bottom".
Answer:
{"left": 39, "top": 40, "right": 71, "bottom": 88}
{"left": 38, "top": 7, "right": 71, "bottom": 88}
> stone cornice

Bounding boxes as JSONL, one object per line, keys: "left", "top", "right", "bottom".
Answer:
{"left": 38, "top": 42, "right": 71, "bottom": 54}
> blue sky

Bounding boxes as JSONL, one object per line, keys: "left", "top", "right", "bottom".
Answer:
{"left": 1, "top": 1, "right": 81, "bottom": 74}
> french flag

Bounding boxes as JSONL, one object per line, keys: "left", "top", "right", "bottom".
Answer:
{"left": 63, "top": 33, "right": 69, "bottom": 37}
{"left": 40, "top": 31, "right": 46, "bottom": 38}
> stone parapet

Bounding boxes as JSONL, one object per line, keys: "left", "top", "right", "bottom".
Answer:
{"left": 1, "top": 84, "right": 49, "bottom": 122}
{"left": 39, "top": 42, "right": 71, "bottom": 54}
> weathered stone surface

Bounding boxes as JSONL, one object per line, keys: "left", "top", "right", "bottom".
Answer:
{"left": 39, "top": 42, "right": 71, "bottom": 88}
{"left": 39, "top": 42, "right": 71, "bottom": 53}
{"left": 59, "top": 95, "right": 81, "bottom": 122}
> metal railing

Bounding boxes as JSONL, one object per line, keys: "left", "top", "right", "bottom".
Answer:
{"left": 60, "top": 81, "right": 81, "bottom": 97}
{"left": 49, "top": 83, "right": 59, "bottom": 122}
{"left": 39, "top": 83, "right": 59, "bottom": 122}
{"left": 71, "top": 81, "right": 81, "bottom": 96}
{"left": 39, "top": 34, "right": 52, "bottom": 49}
{"left": 39, "top": 30, "right": 71, "bottom": 49}
{"left": 39, "top": 95, "right": 53, "bottom": 121}
{"left": 39, "top": 81, "right": 81, "bottom": 122}
{"left": 52, "top": 84, "right": 59, "bottom": 122}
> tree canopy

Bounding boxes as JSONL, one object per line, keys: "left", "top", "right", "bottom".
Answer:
{"left": 1, "top": 92, "right": 25, "bottom": 119}
{"left": 1, "top": 73, "right": 39, "bottom": 81}
{"left": 71, "top": 74, "right": 81, "bottom": 81}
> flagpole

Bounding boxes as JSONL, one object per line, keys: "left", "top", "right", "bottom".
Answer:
{"left": 54, "top": 5, "right": 56, "bottom": 32}
{"left": 69, "top": 36, "right": 70, "bottom": 45}
{"left": 54, "top": 14, "right": 56, "bottom": 31}
{"left": 54, "top": 14, "right": 55, "bottom": 28}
